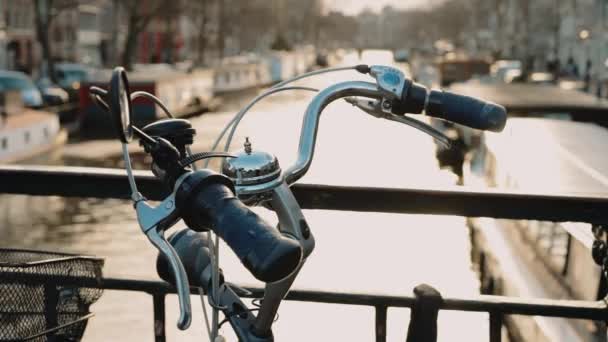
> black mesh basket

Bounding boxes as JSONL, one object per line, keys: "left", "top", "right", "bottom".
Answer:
{"left": 0, "top": 249, "right": 104, "bottom": 341}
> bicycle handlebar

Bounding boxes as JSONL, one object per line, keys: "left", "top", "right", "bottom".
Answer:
{"left": 236, "top": 79, "right": 507, "bottom": 194}
{"left": 97, "top": 63, "right": 506, "bottom": 338}
{"left": 285, "top": 81, "right": 381, "bottom": 185}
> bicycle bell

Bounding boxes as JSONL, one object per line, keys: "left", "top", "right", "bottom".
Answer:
{"left": 141, "top": 119, "right": 196, "bottom": 157}
{"left": 222, "top": 137, "right": 281, "bottom": 185}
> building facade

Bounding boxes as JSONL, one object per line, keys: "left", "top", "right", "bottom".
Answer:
{"left": 0, "top": 0, "right": 111, "bottom": 74}
{"left": 488, "top": 0, "right": 607, "bottom": 79}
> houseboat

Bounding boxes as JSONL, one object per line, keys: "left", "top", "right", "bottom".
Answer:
{"left": 0, "top": 91, "right": 66, "bottom": 164}
{"left": 79, "top": 68, "right": 215, "bottom": 137}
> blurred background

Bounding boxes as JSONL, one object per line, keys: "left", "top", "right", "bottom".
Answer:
{"left": 0, "top": 0, "right": 603, "bottom": 84}
{"left": 0, "top": 1, "right": 607, "bottom": 341}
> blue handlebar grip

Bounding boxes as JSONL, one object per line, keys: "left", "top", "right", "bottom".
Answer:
{"left": 426, "top": 90, "right": 507, "bottom": 132}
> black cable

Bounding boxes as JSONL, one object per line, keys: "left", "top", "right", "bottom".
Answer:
{"left": 218, "top": 308, "right": 261, "bottom": 328}
{"left": 250, "top": 298, "right": 279, "bottom": 322}
{"left": 130, "top": 91, "right": 174, "bottom": 118}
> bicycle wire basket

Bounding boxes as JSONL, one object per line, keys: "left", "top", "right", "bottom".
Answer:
{"left": 0, "top": 248, "right": 104, "bottom": 341}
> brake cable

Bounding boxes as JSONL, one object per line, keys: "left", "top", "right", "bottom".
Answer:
{"left": 204, "top": 86, "right": 318, "bottom": 168}
{"left": 206, "top": 65, "right": 371, "bottom": 168}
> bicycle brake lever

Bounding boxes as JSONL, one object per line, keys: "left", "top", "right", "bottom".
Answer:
{"left": 384, "top": 114, "right": 452, "bottom": 149}
{"left": 344, "top": 97, "right": 384, "bottom": 118}
{"left": 136, "top": 195, "right": 192, "bottom": 330}
{"left": 346, "top": 97, "right": 452, "bottom": 149}
{"left": 145, "top": 228, "right": 192, "bottom": 329}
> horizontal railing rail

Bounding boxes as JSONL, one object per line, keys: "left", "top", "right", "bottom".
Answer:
{"left": 102, "top": 277, "right": 607, "bottom": 342}
{"left": 1, "top": 165, "right": 608, "bottom": 223}
{"left": 2, "top": 272, "right": 606, "bottom": 342}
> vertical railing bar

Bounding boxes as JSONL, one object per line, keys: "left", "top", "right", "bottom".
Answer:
{"left": 562, "top": 234, "right": 572, "bottom": 276}
{"left": 153, "top": 294, "right": 166, "bottom": 342}
{"left": 489, "top": 311, "right": 503, "bottom": 342}
{"left": 43, "top": 283, "right": 59, "bottom": 341}
{"left": 375, "top": 305, "right": 388, "bottom": 342}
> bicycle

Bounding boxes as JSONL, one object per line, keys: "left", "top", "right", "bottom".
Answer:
{"left": 89, "top": 63, "right": 506, "bottom": 341}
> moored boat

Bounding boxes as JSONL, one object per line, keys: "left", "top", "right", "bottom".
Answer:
{"left": 78, "top": 68, "right": 216, "bottom": 138}
{"left": 0, "top": 92, "right": 66, "bottom": 164}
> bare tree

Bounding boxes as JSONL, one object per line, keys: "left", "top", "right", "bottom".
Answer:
{"left": 432, "top": 0, "right": 470, "bottom": 44}
{"left": 552, "top": 0, "right": 561, "bottom": 64}
{"left": 217, "top": 0, "right": 226, "bottom": 59}
{"left": 185, "top": 0, "right": 212, "bottom": 66}
{"left": 33, "top": 0, "right": 78, "bottom": 81}
{"left": 518, "top": 0, "right": 531, "bottom": 73}
{"left": 119, "top": 0, "right": 167, "bottom": 70}
{"left": 321, "top": 11, "right": 358, "bottom": 48}
{"left": 493, "top": 0, "right": 505, "bottom": 58}
{"left": 158, "top": 0, "right": 184, "bottom": 64}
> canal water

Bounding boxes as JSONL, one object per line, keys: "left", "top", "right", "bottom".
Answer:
{"left": 0, "top": 54, "right": 489, "bottom": 341}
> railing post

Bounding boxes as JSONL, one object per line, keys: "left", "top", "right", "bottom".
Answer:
{"left": 375, "top": 305, "right": 388, "bottom": 342}
{"left": 153, "top": 294, "right": 166, "bottom": 342}
{"left": 406, "top": 284, "right": 443, "bottom": 342}
{"left": 489, "top": 311, "right": 503, "bottom": 342}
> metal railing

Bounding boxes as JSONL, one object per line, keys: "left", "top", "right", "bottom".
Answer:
{"left": 97, "top": 277, "right": 608, "bottom": 342}
{"left": 1, "top": 165, "right": 608, "bottom": 342}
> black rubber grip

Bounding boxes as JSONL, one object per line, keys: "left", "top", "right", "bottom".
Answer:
{"left": 426, "top": 90, "right": 507, "bottom": 132}
{"left": 177, "top": 181, "right": 302, "bottom": 283}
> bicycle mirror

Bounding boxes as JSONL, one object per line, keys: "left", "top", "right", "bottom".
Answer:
{"left": 109, "top": 67, "right": 134, "bottom": 143}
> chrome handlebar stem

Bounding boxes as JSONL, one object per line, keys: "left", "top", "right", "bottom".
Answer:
{"left": 234, "top": 81, "right": 384, "bottom": 196}
{"left": 284, "top": 81, "right": 382, "bottom": 185}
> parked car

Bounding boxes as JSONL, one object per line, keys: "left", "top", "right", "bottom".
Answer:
{"left": 490, "top": 60, "right": 522, "bottom": 83}
{"left": 36, "top": 77, "right": 69, "bottom": 106}
{"left": 393, "top": 49, "right": 410, "bottom": 63}
{"left": 0, "top": 71, "right": 43, "bottom": 108}
{"left": 54, "top": 63, "right": 90, "bottom": 101}
{"left": 528, "top": 72, "right": 555, "bottom": 85}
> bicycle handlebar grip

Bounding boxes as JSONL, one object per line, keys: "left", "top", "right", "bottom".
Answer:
{"left": 425, "top": 90, "right": 507, "bottom": 132}
{"left": 176, "top": 170, "right": 303, "bottom": 283}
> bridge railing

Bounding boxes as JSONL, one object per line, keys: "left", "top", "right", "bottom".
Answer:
{"left": 1, "top": 165, "right": 607, "bottom": 342}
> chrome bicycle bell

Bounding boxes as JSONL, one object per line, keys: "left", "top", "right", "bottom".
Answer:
{"left": 222, "top": 137, "right": 281, "bottom": 186}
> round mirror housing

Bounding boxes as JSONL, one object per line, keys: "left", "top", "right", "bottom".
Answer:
{"left": 109, "top": 67, "right": 133, "bottom": 143}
